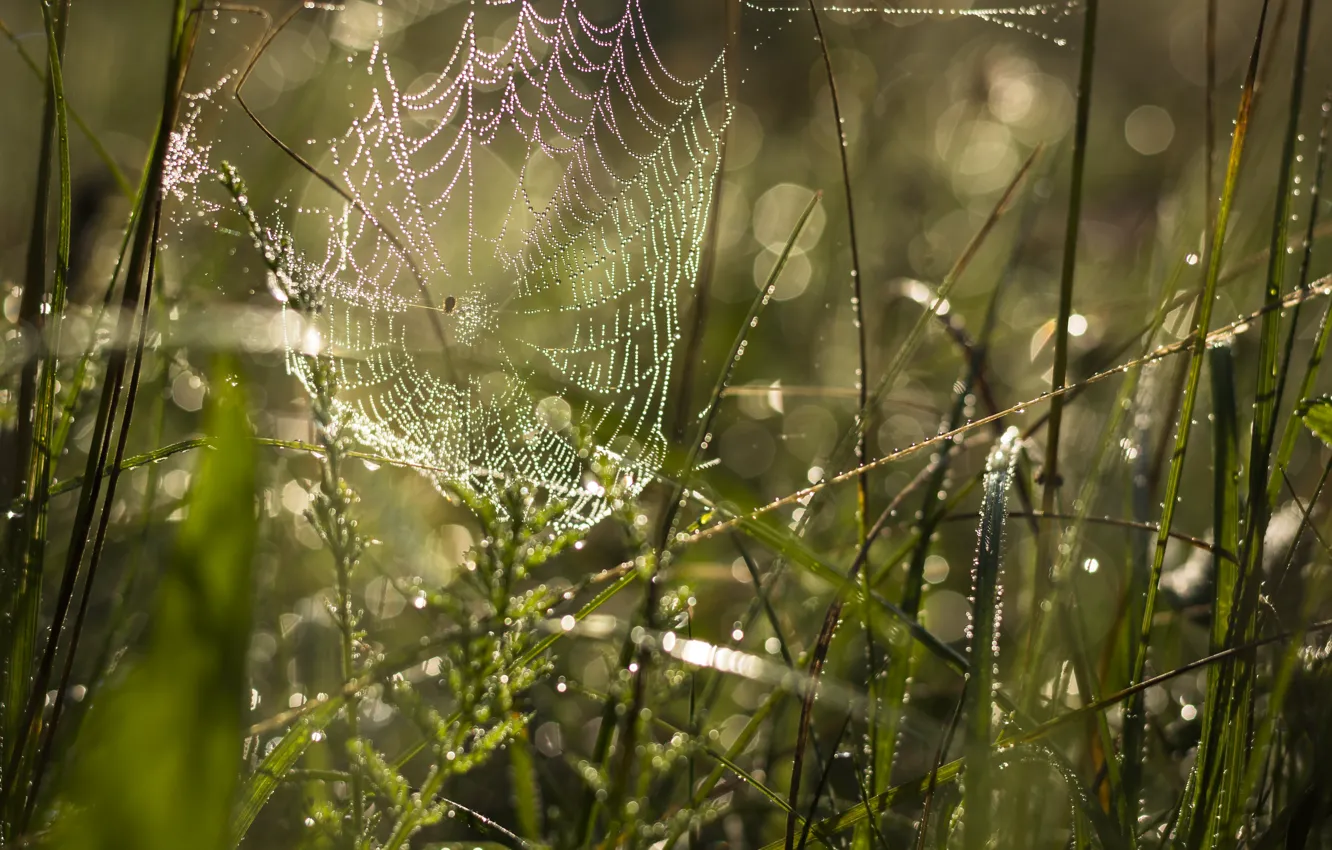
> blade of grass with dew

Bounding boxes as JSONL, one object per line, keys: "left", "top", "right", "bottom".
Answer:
{"left": 1123, "top": 0, "right": 1271, "bottom": 823}
{"left": 1210, "top": 344, "right": 1241, "bottom": 653}
{"left": 232, "top": 699, "right": 341, "bottom": 845}
{"left": 1244, "top": 0, "right": 1315, "bottom": 636}
{"left": 916, "top": 691, "right": 965, "bottom": 850}
{"left": 1174, "top": 343, "right": 1242, "bottom": 844}
{"left": 1227, "top": 465, "right": 1332, "bottom": 843}
{"left": 51, "top": 363, "right": 256, "bottom": 850}
{"left": 961, "top": 427, "right": 1021, "bottom": 850}
{"left": 1267, "top": 94, "right": 1332, "bottom": 507}
{"left": 0, "top": 3, "right": 70, "bottom": 831}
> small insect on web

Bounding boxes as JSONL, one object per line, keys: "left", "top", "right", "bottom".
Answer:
{"left": 171, "top": 0, "right": 731, "bottom": 529}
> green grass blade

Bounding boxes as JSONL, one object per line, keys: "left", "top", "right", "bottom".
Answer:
{"left": 1174, "top": 343, "right": 1242, "bottom": 845}
{"left": 1244, "top": 0, "right": 1314, "bottom": 615}
{"left": 1267, "top": 93, "right": 1332, "bottom": 506}
{"left": 231, "top": 700, "right": 340, "bottom": 845}
{"left": 1228, "top": 465, "right": 1331, "bottom": 840}
{"left": 962, "top": 428, "right": 1020, "bottom": 850}
{"left": 1208, "top": 344, "right": 1241, "bottom": 653}
{"left": 52, "top": 364, "right": 257, "bottom": 850}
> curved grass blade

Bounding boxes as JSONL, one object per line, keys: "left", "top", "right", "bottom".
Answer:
{"left": 1172, "top": 342, "right": 1242, "bottom": 844}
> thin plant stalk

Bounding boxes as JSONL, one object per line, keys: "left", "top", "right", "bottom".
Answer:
{"left": 1032, "top": 0, "right": 1098, "bottom": 689}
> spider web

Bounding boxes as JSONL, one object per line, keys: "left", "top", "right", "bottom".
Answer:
{"left": 176, "top": 0, "right": 731, "bottom": 529}
{"left": 170, "top": 0, "right": 1080, "bottom": 529}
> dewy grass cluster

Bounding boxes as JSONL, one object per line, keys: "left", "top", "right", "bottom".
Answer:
{"left": 5, "top": 1, "right": 1332, "bottom": 849}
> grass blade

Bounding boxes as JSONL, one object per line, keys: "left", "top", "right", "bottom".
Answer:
{"left": 1267, "top": 93, "right": 1332, "bottom": 505}
{"left": 962, "top": 428, "right": 1021, "bottom": 850}
{"left": 52, "top": 363, "right": 257, "bottom": 850}
{"left": 579, "top": 190, "right": 823, "bottom": 845}
{"left": 231, "top": 700, "right": 340, "bottom": 845}
{"left": 1174, "top": 342, "right": 1242, "bottom": 844}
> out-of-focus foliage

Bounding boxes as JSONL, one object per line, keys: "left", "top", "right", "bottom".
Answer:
{"left": 51, "top": 364, "right": 255, "bottom": 850}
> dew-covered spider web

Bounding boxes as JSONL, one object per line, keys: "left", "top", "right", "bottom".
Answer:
{"left": 310, "top": 0, "right": 734, "bottom": 528}
{"left": 169, "top": 0, "right": 1082, "bottom": 529}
